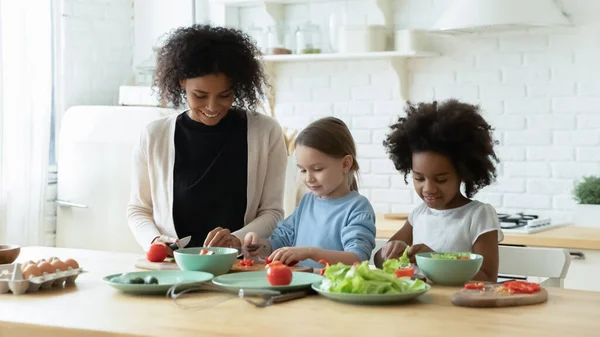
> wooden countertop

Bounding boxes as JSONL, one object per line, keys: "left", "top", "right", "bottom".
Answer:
{"left": 376, "top": 215, "right": 600, "bottom": 250}
{"left": 2, "top": 247, "right": 600, "bottom": 337}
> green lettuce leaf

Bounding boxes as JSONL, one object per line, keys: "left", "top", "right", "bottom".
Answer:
{"left": 318, "top": 260, "right": 427, "bottom": 295}
{"left": 382, "top": 245, "right": 411, "bottom": 273}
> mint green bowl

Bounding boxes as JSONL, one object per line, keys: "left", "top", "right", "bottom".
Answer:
{"left": 174, "top": 247, "right": 239, "bottom": 276}
{"left": 415, "top": 252, "right": 483, "bottom": 286}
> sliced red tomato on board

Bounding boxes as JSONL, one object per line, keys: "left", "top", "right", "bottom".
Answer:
{"left": 394, "top": 266, "right": 415, "bottom": 278}
{"left": 239, "top": 259, "right": 254, "bottom": 267}
{"left": 503, "top": 281, "right": 541, "bottom": 294}
{"left": 464, "top": 282, "right": 485, "bottom": 290}
{"left": 146, "top": 244, "right": 167, "bottom": 262}
{"left": 266, "top": 264, "right": 292, "bottom": 286}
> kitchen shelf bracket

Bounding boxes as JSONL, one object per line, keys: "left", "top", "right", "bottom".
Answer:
{"left": 389, "top": 57, "right": 409, "bottom": 101}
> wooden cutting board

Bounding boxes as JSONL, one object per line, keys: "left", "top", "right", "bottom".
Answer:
{"left": 451, "top": 287, "right": 548, "bottom": 308}
{"left": 230, "top": 260, "right": 313, "bottom": 273}
{"left": 134, "top": 258, "right": 314, "bottom": 273}
{"left": 135, "top": 258, "right": 179, "bottom": 271}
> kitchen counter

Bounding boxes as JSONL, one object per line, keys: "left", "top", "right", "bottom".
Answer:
{"left": 375, "top": 215, "right": 600, "bottom": 251}
{"left": 2, "top": 247, "right": 600, "bottom": 337}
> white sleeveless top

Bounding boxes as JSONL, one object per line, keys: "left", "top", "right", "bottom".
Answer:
{"left": 409, "top": 200, "right": 504, "bottom": 253}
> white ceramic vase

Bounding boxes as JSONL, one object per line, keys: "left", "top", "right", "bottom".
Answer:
{"left": 573, "top": 204, "right": 600, "bottom": 228}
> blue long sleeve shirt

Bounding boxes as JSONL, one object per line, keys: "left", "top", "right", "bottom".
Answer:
{"left": 268, "top": 191, "right": 377, "bottom": 268}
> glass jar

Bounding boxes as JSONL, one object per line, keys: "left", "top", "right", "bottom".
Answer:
{"left": 295, "top": 22, "right": 322, "bottom": 54}
{"left": 266, "top": 25, "right": 292, "bottom": 55}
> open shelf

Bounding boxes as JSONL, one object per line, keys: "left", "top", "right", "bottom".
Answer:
{"left": 261, "top": 50, "right": 439, "bottom": 62}
{"left": 210, "top": 0, "right": 331, "bottom": 6}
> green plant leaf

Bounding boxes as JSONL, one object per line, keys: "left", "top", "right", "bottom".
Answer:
{"left": 573, "top": 176, "right": 600, "bottom": 205}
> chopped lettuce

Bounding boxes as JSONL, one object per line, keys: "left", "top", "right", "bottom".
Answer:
{"left": 319, "top": 260, "right": 428, "bottom": 295}
{"left": 382, "top": 246, "right": 411, "bottom": 273}
{"left": 430, "top": 252, "right": 471, "bottom": 260}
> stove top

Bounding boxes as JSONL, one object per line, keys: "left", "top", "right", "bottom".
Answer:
{"left": 498, "top": 212, "right": 567, "bottom": 234}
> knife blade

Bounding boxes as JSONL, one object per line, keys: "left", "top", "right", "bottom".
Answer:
{"left": 168, "top": 236, "right": 191, "bottom": 251}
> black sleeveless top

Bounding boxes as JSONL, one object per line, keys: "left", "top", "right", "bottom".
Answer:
{"left": 172, "top": 109, "right": 248, "bottom": 247}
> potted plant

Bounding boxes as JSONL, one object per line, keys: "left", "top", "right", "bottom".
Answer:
{"left": 573, "top": 176, "right": 600, "bottom": 228}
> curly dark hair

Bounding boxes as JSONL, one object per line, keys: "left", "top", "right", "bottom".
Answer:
{"left": 383, "top": 99, "right": 500, "bottom": 198}
{"left": 154, "top": 24, "right": 268, "bottom": 111}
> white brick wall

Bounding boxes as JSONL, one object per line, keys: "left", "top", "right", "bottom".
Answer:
{"left": 241, "top": 0, "right": 600, "bottom": 224}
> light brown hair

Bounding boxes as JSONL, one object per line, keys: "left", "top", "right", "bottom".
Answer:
{"left": 294, "top": 117, "right": 360, "bottom": 191}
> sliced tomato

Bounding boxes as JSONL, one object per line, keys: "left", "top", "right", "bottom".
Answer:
{"left": 464, "top": 282, "right": 485, "bottom": 290}
{"left": 394, "top": 266, "right": 415, "bottom": 278}
{"left": 239, "top": 259, "right": 254, "bottom": 267}
{"left": 199, "top": 249, "right": 214, "bottom": 255}
{"left": 266, "top": 264, "right": 292, "bottom": 286}
{"left": 503, "top": 281, "right": 541, "bottom": 294}
{"left": 318, "top": 259, "right": 330, "bottom": 276}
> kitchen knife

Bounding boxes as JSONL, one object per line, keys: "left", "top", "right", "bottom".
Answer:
{"left": 168, "top": 236, "right": 191, "bottom": 251}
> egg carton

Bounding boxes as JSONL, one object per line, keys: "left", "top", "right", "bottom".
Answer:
{"left": 0, "top": 263, "right": 84, "bottom": 295}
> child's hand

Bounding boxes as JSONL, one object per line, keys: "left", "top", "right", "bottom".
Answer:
{"left": 381, "top": 240, "right": 408, "bottom": 261}
{"left": 407, "top": 244, "right": 434, "bottom": 264}
{"left": 269, "top": 247, "right": 311, "bottom": 266}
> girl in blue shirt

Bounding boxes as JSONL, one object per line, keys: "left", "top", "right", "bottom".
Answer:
{"left": 244, "top": 117, "right": 376, "bottom": 268}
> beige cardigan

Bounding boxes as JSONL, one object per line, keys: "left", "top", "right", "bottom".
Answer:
{"left": 127, "top": 111, "right": 288, "bottom": 251}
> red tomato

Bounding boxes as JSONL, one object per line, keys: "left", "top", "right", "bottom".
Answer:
{"left": 394, "top": 266, "right": 415, "bottom": 278}
{"left": 318, "top": 259, "right": 330, "bottom": 276}
{"left": 199, "top": 249, "right": 210, "bottom": 255}
{"left": 504, "top": 281, "right": 541, "bottom": 294}
{"left": 239, "top": 259, "right": 254, "bottom": 267}
{"left": 146, "top": 244, "right": 167, "bottom": 262}
{"left": 464, "top": 282, "right": 485, "bottom": 290}
{"left": 266, "top": 265, "right": 292, "bottom": 286}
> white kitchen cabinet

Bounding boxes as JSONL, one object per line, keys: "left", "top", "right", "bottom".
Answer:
{"left": 563, "top": 249, "right": 600, "bottom": 292}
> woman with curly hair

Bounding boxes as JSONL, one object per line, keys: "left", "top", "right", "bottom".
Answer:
{"left": 127, "top": 25, "right": 287, "bottom": 254}
{"left": 373, "top": 99, "right": 503, "bottom": 282}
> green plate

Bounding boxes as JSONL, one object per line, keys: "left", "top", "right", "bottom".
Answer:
{"left": 311, "top": 281, "right": 431, "bottom": 305}
{"left": 212, "top": 271, "right": 323, "bottom": 292}
{"left": 103, "top": 270, "right": 214, "bottom": 295}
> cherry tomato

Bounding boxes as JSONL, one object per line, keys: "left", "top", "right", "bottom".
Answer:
{"left": 394, "top": 266, "right": 415, "bottom": 278}
{"left": 504, "top": 281, "right": 541, "bottom": 294}
{"left": 146, "top": 244, "right": 167, "bottom": 262}
{"left": 464, "top": 282, "right": 485, "bottom": 290}
{"left": 266, "top": 264, "right": 292, "bottom": 286}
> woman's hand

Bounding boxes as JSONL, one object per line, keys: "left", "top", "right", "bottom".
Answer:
{"left": 151, "top": 235, "right": 177, "bottom": 257}
{"left": 242, "top": 232, "right": 261, "bottom": 257}
{"left": 269, "top": 247, "right": 311, "bottom": 266}
{"left": 407, "top": 244, "right": 434, "bottom": 264}
{"left": 204, "top": 227, "right": 241, "bottom": 248}
{"left": 380, "top": 240, "right": 408, "bottom": 261}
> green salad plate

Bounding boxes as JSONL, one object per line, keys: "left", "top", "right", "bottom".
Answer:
{"left": 103, "top": 270, "right": 214, "bottom": 295}
{"left": 311, "top": 281, "right": 431, "bottom": 305}
{"left": 212, "top": 271, "right": 323, "bottom": 292}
